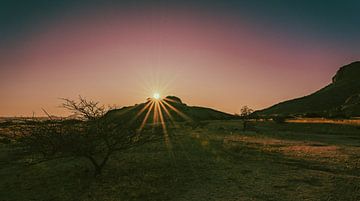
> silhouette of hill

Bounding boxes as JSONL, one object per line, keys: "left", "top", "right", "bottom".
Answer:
{"left": 104, "top": 96, "right": 235, "bottom": 123}
{"left": 256, "top": 61, "right": 360, "bottom": 117}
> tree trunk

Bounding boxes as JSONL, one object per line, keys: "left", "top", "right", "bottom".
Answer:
{"left": 243, "top": 120, "right": 247, "bottom": 131}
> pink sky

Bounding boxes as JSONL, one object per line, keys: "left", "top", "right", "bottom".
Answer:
{"left": 0, "top": 7, "right": 358, "bottom": 116}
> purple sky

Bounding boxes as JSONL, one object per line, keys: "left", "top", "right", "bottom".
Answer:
{"left": 0, "top": 1, "right": 359, "bottom": 116}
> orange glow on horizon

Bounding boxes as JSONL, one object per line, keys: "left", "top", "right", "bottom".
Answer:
{"left": 1, "top": 4, "right": 356, "bottom": 117}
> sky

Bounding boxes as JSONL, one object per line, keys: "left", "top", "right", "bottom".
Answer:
{"left": 0, "top": 0, "right": 359, "bottom": 117}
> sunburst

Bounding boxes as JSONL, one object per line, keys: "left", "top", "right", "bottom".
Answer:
{"left": 131, "top": 94, "right": 191, "bottom": 148}
{"left": 153, "top": 92, "right": 161, "bottom": 100}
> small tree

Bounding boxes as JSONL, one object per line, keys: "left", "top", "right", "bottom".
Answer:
{"left": 240, "top": 106, "right": 253, "bottom": 117}
{"left": 19, "top": 97, "right": 157, "bottom": 176}
{"left": 240, "top": 106, "right": 253, "bottom": 131}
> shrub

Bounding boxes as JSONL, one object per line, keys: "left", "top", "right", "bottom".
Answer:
{"left": 17, "top": 97, "right": 158, "bottom": 176}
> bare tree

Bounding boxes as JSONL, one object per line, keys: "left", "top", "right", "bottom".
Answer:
{"left": 19, "top": 97, "right": 157, "bottom": 176}
{"left": 61, "top": 96, "right": 106, "bottom": 120}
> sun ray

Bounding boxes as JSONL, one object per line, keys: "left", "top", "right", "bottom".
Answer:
{"left": 163, "top": 97, "right": 179, "bottom": 103}
{"left": 159, "top": 101, "right": 178, "bottom": 128}
{"left": 139, "top": 101, "right": 155, "bottom": 131}
{"left": 136, "top": 101, "right": 152, "bottom": 117}
{"left": 153, "top": 101, "right": 159, "bottom": 127}
{"left": 156, "top": 101, "right": 173, "bottom": 150}
{"left": 135, "top": 96, "right": 192, "bottom": 155}
{"left": 156, "top": 102, "right": 166, "bottom": 129}
{"left": 162, "top": 100, "right": 192, "bottom": 121}
{"left": 130, "top": 100, "right": 153, "bottom": 124}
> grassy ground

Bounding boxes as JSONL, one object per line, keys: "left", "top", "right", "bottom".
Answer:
{"left": 1, "top": 120, "right": 360, "bottom": 200}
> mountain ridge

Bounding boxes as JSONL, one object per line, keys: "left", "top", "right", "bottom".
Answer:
{"left": 256, "top": 61, "right": 360, "bottom": 117}
{"left": 104, "top": 96, "right": 236, "bottom": 123}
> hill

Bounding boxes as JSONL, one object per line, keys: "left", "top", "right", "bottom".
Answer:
{"left": 256, "top": 61, "right": 360, "bottom": 117}
{"left": 104, "top": 96, "right": 235, "bottom": 124}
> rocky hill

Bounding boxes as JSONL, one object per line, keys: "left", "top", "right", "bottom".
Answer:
{"left": 104, "top": 96, "right": 235, "bottom": 124}
{"left": 256, "top": 61, "right": 360, "bottom": 117}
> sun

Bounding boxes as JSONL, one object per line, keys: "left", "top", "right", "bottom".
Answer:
{"left": 153, "top": 92, "right": 161, "bottom": 100}
{"left": 131, "top": 91, "right": 192, "bottom": 151}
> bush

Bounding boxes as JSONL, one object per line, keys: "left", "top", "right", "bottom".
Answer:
{"left": 17, "top": 97, "right": 158, "bottom": 176}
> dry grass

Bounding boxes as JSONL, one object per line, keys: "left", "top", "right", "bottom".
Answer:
{"left": 223, "top": 135, "right": 360, "bottom": 168}
{"left": 1, "top": 120, "right": 360, "bottom": 201}
{"left": 286, "top": 118, "right": 360, "bottom": 125}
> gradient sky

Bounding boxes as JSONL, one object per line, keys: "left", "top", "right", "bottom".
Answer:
{"left": 1, "top": 0, "right": 359, "bottom": 116}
